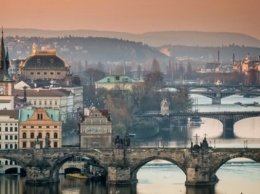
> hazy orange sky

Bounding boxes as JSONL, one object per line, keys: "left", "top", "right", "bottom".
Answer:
{"left": 1, "top": 0, "right": 260, "bottom": 39}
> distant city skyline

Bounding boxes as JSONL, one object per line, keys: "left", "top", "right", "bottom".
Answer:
{"left": 1, "top": 0, "right": 260, "bottom": 39}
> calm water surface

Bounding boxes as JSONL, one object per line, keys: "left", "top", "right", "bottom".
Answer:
{"left": 1, "top": 94, "right": 260, "bottom": 194}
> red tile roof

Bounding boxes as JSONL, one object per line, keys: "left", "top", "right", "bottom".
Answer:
{"left": 0, "top": 110, "right": 19, "bottom": 119}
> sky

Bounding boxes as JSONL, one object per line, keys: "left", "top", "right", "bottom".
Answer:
{"left": 1, "top": 0, "right": 260, "bottom": 39}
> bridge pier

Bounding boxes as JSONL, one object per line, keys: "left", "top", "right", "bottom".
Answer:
{"left": 107, "top": 166, "right": 137, "bottom": 185}
{"left": 106, "top": 148, "right": 137, "bottom": 185}
{"left": 185, "top": 167, "right": 218, "bottom": 186}
{"left": 25, "top": 149, "right": 58, "bottom": 185}
{"left": 212, "top": 97, "right": 221, "bottom": 105}
{"left": 222, "top": 118, "right": 235, "bottom": 138}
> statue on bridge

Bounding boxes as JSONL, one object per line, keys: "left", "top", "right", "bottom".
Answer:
{"left": 160, "top": 99, "right": 170, "bottom": 116}
{"left": 191, "top": 134, "right": 210, "bottom": 152}
{"left": 114, "top": 135, "right": 130, "bottom": 148}
{"left": 45, "top": 134, "right": 51, "bottom": 149}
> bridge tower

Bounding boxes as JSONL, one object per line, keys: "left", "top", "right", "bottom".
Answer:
{"left": 186, "top": 136, "right": 218, "bottom": 186}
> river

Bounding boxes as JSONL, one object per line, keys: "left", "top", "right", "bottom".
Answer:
{"left": 1, "top": 94, "right": 260, "bottom": 194}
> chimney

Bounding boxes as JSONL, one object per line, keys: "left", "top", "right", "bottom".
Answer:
{"left": 232, "top": 53, "right": 235, "bottom": 66}
{"left": 217, "top": 50, "right": 220, "bottom": 63}
{"left": 23, "top": 86, "right": 27, "bottom": 102}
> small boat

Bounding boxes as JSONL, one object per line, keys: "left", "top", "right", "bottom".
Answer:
{"left": 66, "top": 173, "right": 88, "bottom": 179}
{"left": 189, "top": 116, "right": 203, "bottom": 126}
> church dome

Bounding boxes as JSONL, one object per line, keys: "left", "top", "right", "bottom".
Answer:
{"left": 22, "top": 50, "right": 66, "bottom": 69}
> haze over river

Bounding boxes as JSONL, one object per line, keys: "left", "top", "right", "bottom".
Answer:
{"left": 1, "top": 94, "right": 260, "bottom": 194}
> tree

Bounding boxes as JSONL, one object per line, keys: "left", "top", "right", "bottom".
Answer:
{"left": 84, "top": 68, "right": 106, "bottom": 85}
{"left": 151, "top": 58, "right": 161, "bottom": 72}
{"left": 144, "top": 71, "right": 164, "bottom": 93}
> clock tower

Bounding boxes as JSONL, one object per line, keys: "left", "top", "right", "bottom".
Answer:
{"left": 0, "top": 28, "right": 14, "bottom": 109}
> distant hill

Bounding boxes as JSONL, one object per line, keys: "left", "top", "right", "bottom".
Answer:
{"left": 5, "top": 28, "right": 260, "bottom": 47}
{"left": 5, "top": 36, "right": 168, "bottom": 63}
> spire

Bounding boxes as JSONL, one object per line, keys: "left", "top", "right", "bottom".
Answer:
{"left": 5, "top": 47, "right": 10, "bottom": 72}
{"left": 1, "top": 27, "right": 6, "bottom": 71}
{"left": 0, "top": 28, "right": 12, "bottom": 81}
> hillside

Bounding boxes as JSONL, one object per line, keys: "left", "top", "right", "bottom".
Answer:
{"left": 5, "top": 36, "right": 168, "bottom": 63}
{"left": 5, "top": 28, "right": 260, "bottom": 47}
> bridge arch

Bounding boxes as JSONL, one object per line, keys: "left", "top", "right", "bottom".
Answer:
{"left": 49, "top": 153, "right": 107, "bottom": 181}
{"left": 0, "top": 155, "right": 27, "bottom": 170}
{"left": 212, "top": 153, "right": 260, "bottom": 175}
{"left": 130, "top": 156, "right": 186, "bottom": 182}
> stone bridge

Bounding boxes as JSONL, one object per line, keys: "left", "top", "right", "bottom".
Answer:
{"left": 141, "top": 111, "right": 260, "bottom": 138}
{"left": 0, "top": 142, "right": 260, "bottom": 187}
{"left": 163, "top": 84, "right": 260, "bottom": 104}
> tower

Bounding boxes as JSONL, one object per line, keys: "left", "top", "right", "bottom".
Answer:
{"left": 0, "top": 28, "right": 15, "bottom": 109}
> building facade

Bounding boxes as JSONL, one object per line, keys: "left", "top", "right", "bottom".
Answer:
{"left": 19, "top": 108, "right": 62, "bottom": 149}
{"left": 80, "top": 107, "right": 112, "bottom": 148}
{"left": 14, "top": 88, "right": 74, "bottom": 121}
{"left": 0, "top": 110, "right": 19, "bottom": 150}
{"left": 95, "top": 75, "right": 140, "bottom": 91}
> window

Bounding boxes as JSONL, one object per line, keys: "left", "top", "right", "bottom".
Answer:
{"left": 44, "top": 72, "right": 47, "bottom": 75}
{"left": 37, "top": 114, "right": 43, "bottom": 120}
{"left": 0, "top": 127, "right": 1, "bottom": 131}
{"left": 38, "top": 132, "right": 42, "bottom": 138}
{"left": 57, "top": 72, "right": 60, "bottom": 75}
{"left": 5, "top": 135, "right": 8, "bottom": 140}
{"left": 37, "top": 72, "right": 40, "bottom": 75}
{"left": 55, "top": 101, "right": 57, "bottom": 105}
{"left": 30, "top": 72, "right": 34, "bottom": 75}
{"left": 47, "top": 126, "right": 50, "bottom": 128}
{"left": 50, "top": 101, "right": 52, "bottom": 105}
{"left": 23, "top": 126, "right": 26, "bottom": 128}
{"left": 10, "top": 144, "right": 13, "bottom": 149}
{"left": 44, "top": 101, "right": 47, "bottom": 105}
{"left": 5, "top": 144, "right": 8, "bottom": 149}
{"left": 50, "top": 72, "right": 54, "bottom": 75}
{"left": 39, "top": 101, "right": 42, "bottom": 105}
{"left": 5, "top": 160, "right": 8, "bottom": 165}
{"left": 54, "top": 142, "right": 58, "bottom": 148}
{"left": 22, "top": 142, "right": 26, "bottom": 148}
{"left": 54, "top": 126, "right": 57, "bottom": 128}
{"left": 30, "top": 133, "right": 34, "bottom": 139}
{"left": 46, "top": 133, "right": 50, "bottom": 138}
{"left": 15, "top": 144, "right": 17, "bottom": 149}
{"left": 10, "top": 136, "right": 13, "bottom": 140}
{"left": 5, "top": 127, "right": 8, "bottom": 132}
{"left": 30, "top": 142, "right": 34, "bottom": 148}
{"left": 23, "top": 132, "right": 26, "bottom": 139}
{"left": 34, "top": 101, "right": 36, "bottom": 105}
{"left": 10, "top": 127, "right": 13, "bottom": 132}
{"left": 15, "top": 135, "right": 17, "bottom": 140}
{"left": 31, "top": 126, "right": 34, "bottom": 128}
{"left": 15, "top": 127, "right": 17, "bottom": 131}
{"left": 54, "top": 132, "right": 58, "bottom": 139}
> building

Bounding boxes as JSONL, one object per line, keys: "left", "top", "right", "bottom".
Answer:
{"left": 19, "top": 108, "right": 62, "bottom": 149}
{"left": 0, "top": 29, "right": 15, "bottom": 110}
{"left": 0, "top": 110, "right": 19, "bottom": 150}
{"left": 14, "top": 88, "right": 73, "bottom": 121}
{"left": 241, "top": 55, "right": 260, "bottom": 85}
{"left": 18, "top": 44, "right": 72, "bottom": 84}
{"left": 80, "top": 107, "right": 112, "bottom": 148}
{"left": 0, "top": 110, "right": 20, "bottom": 173}
{"left": 95, "top": 75, "right": 140, "bottom": 91}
